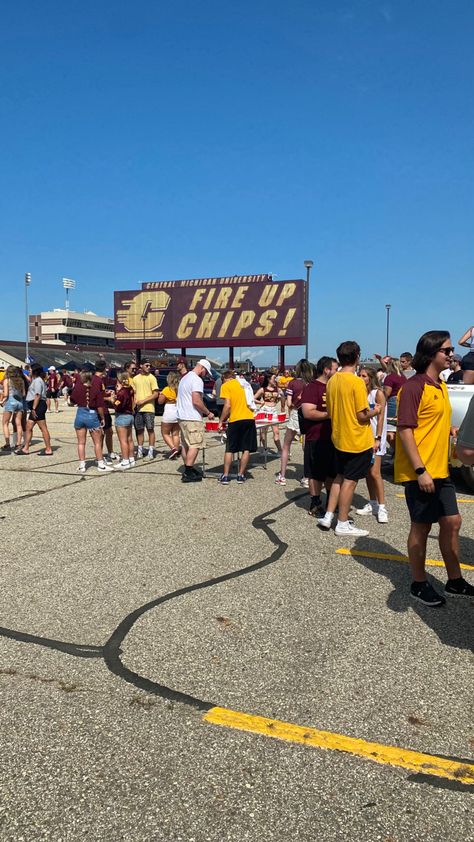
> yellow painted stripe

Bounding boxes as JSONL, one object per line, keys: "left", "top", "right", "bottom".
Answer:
{"left": 395, "top": 493, "right": 474, "bottom": 503}
{"left": 204, "top": 706, "right": 474, "bottom": 785}
{"left": 336, "top": 547, "right": 474, "bottom": 571}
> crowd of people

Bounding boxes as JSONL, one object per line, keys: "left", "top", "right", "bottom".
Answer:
{"left": 1, "top": 325, "right": 474, "bottom": 607}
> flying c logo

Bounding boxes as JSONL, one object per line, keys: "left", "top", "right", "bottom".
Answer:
{"left": 116, "top": 291, "right": 171, "bottom": 338}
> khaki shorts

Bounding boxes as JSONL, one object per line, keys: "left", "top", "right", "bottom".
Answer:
{"left": 179, "top": 419, "right": 205, "bottom": 448}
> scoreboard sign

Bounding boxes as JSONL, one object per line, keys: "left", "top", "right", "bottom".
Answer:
{"left": 114, "top": 275, "right": 306, "bottom": 348}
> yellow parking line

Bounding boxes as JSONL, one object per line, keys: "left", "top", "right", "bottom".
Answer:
{"left": 204, "top": 707, "right": 474, "bottom": 785}
{"left": 395, "top": 493, "right": 474, "bottom": 503}
{"left": 336, "top": 548, "right": 474, "bottom": 571}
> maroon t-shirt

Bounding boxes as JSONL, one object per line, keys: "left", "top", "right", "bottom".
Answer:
{"left": 61, "top": 374, "right": 73, "bottom": 389}
{"left": 384, "top": 373, "right": 406, "bottom": 396}
{"left": 70, "top": 379, "right": 105, "bottom": 410}
{"left": 285, "top": 378, "right": 305, "bottom": 410}
{"left": 114, "top": 387, "right": 133, "bottom": 415}
{"left": 47, "top": 372, "right": 60, "bottom": 391}
{"left": 92, "top": 373, "right": 111, "bottom": 417}
{"left": 300, "top": 380, "right": 332, "bottom": 442}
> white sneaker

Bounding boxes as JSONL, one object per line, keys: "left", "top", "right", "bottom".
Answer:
{"left": 355, "top": 502, "right": 377, "bottom": 516}
{"left": 108, "top": 452, "right": 120, "bottom": 461}
{"left": 129, "top": 459, "right": 136, "bottom": 467}
{"left": 377, "top": 505, "right": 388, "bottom": 523}
{"left": 136, "top": 449, "right": 143, "bottom": 459}
{"left": 300, "top": 477, "right": 309, "bottom": 488}
{"left": 114, "top": 460, "right": 130, "bottom": 470}
{"left": 147, "top": 449, "right": 154, "bottom": 460}
{"left": 334, "top": 522, "right": 369, "bottom": 537}
{"left": 317, "top": 512, "right": 334, "bottom": 530}
{"left": 77, "top": 464, "right": 86, "bottom": 473}
{"left": 97, "top": 463, "right": 114, "bottom": 473}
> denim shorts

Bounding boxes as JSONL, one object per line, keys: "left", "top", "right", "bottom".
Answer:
{"left": 74, "top": 407, "right": 101, "bottom": 430}
{"left": 115, "top": 413, "right": 134, "bottom": 428}
{"left": 3, "top": 397, "right": 24, "bottom": 413}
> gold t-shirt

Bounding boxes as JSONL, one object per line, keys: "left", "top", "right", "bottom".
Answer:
{"left": 326, "top": 372, "right": 373, "bottom": 453}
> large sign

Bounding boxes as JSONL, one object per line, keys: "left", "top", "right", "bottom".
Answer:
{"left": 114, "top": 276, "right": 306, "bottom": 348}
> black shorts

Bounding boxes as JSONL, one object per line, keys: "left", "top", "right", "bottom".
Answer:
{"left": 461, "top": 350, "right": 474, "bottom": 372}
{"left": 304, "top": 439, "right": 336, "bottom": 481}
{"left": 46, "top": 389, "right": 59, "bottom": 399}
{"left": 225, "top": 419, "right": 257, "bottom": 454}
{"left": 27, "top": 399, "right": 47, "bottom": 422}
{"left": 335, "top": 447, "right": 372, "bottom": 481}
{"left": 404, "top": 477, "right": 459, "bottom": 524}
{"left": 103, "top": 411, "right": 112, "bottom": 431}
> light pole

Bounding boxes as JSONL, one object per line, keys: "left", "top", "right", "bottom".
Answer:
{"left": 25, "top": 272, "right": 31, "bottom": 364}
{"left": 62, "top": 278, "right": 76, "bottom": 310}
{"left": 304, "top": 259, "right": 314, "bottom": 360}
{"left": 385, "top": 304, "right": 391, "bottom": 357}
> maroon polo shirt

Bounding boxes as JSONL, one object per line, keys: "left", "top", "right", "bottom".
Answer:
{"left": 300, "top": 380, "right": 332, "bottom": 442}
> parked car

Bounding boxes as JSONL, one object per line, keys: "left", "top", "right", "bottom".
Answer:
{"left": 448, "top": 383, "right": 474, "bottom": 491}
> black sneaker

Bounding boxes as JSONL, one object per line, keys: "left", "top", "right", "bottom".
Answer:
{"left": 182, "top": 472, "right": 202, "bottom": 483}
{"left": 410, "top": 581, "right": 446, "bottom": 607}
{"left": 309, "top": 504, "right": 326, "bottom": 518}
{"left": 1, "top": 444, "right": 11, "bottom": 451}
{"left": 445, "top": 577, "right": 474, "bottom": 597}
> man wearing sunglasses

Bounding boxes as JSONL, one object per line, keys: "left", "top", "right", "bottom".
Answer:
{"left": 395, "top": 331, "right": 474, "bottom": 606}
{"left": 132, "top": 359, "right": 159, "bottom": 460}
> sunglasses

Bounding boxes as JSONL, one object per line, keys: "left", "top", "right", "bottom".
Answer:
{"left": 439, "top": 346, "right": 455, "bottom": 355}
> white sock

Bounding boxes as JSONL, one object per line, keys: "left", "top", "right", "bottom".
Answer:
{"left": 98, "top": 460, "right": 105, "bottom": 468}
{"left": 137, "top": 446, "right": 143, "bottom": 454}
{"left": 79, "top": 460, "right": 85, "bottom": 469}
{"left": 129, "top": 457, "right": 135, "bottom": 464}
{"left": 337, "top": 519, "right": 349, "bottom": 527}
{"left": 121, "top": 459, "right": 129, "bottom": 466}
{"left": 148, "top": 446, "right": 154, "bottom": 455}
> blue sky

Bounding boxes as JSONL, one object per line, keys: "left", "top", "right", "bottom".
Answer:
{"left": 1, "top": 1, "right": 473, "bottom": 365}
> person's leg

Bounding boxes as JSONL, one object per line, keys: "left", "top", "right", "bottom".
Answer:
{"left": 127, "top": 427, "right": 135, "bottom": 461}
{"left": 116, "top": 426, "right": 129, "bottom": 461}
{"left": 438, "top": 514, "right": 463, "bottom": 579}
{"left": 54, "top": 396, "right": 59, "bottom": 412}
{"left": 337, "top": 479, "right": 358, "bottom": 522}
{"left": 366, "top": 459, "right": 385, "bottom": 505}
{"left": 13, "top": 411, "right": 24, "bottom": 447}
{"left": 407, "top": 522, "right": 431, "bottom": 581}
{"left": 272, "top": 424, "right": 282, "bottom": 452}
{"left": 185, "top": 446, "right": 199, "bottom": 467}
{"left": 308, "top": 479, "right": 323, "bottom": 497}
{"left": 76, "top": 428, "right": 87, "bottom": 462}
{"left": 238, "top": 450, "right": 250, "bottom": 475}
{"left": 2, "top": 411, "right": 12, "bottom": 446}
{"left": 90, "top": 428, "right": 106, "bottom": 462}
{"left": 36, "top": 420, "right": 52, "bottom": 453}
{"left": 21, "top": 420, "right": 35, "bottom": 452}
{"left": 221, "top": 451, "right": 233, "bottom": 476}
{"left": 278, "top": 428, "right": 295, "bottom": 479}
{"left": 135, "top": 415, "right": 144, "bottom": 452}
{"left": 46, "top": 397, "right": 51, "bottom": 412}
{"left": 161, "top": 423, "right": 174, "bottom": 450}
{"left": 171, "top": 424, "right": 180, "bottom": 450}
{"left": 147, "top": 421, "right": 156, "bottom": 448}
{"left": 105, "top": 427, "right": 114, "bottom": 455}
{"left": 325, "top": 475, "right": 342, "bottom": 514}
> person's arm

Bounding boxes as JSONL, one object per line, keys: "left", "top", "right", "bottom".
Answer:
{"left": 0, "top": 379, "right": 9, "bottom": 404}
{"left": 157, "top": 392, "right": 166, "bottom": 405}
{"left": 192, "top": 390, "right": 214, "bottom": 418}
{"left": 136, "top": 389, "right": 159, "bottom": 409}
{"left": 218, "top": 399, "right": 231, "bottom": 428}
{"left": 398, "top": 426, "right": 435, "bottom": 492}
{"left": 30, "top": 381, "right": 43, "bottom": 418}
{"left": 374, "top": 354, "right": 388, "bottom": 372}
{"left": 383, "top": 384, "right": 393, "bottom": 400}
{"left": 375, "top": 389, "right": 386, "bottom": 438}
{"left": 301, "top": 402, "right": 329, "bottom": 421}
{"left": 253, "top": 387, "right": 264, "bottom": 405}
{"left": 458, "top": 326, "right": 474, "bottom": 347}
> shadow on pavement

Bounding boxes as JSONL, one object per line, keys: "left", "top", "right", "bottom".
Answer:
{"left": 349, "top": 536, "right": 474, "bottom": 653}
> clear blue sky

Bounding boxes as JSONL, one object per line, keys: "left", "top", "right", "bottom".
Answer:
{"left": 1, "top": 1, "right": 473, "bottom": 365}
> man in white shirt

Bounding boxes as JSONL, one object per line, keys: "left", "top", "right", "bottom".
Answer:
{"left": 177, "top": 359, "right": 214, "bottom": 482}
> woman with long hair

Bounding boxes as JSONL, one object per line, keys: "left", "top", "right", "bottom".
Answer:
{"left": 458, "top": 325, "right": 474, "bottom": 384}
{"left": 158, "top": 371, "right": 181, "bottom": 458}
{"left": 113, "top": 372, "right": 136, "bottom": 469}
{"left": 254, "top": 371, "right": 283, "bottom": 452}
{"left": 275, "top": 359, "right": 313, "bottom": 485}
{"left": 15, "top": 364, "right": 52, "bottom": 456}
{"left": 1, "top": 366, "right": 26, "bottom": 451}
{"left": 70, "top": 370, "right": 111, "bottom": 473}
{"left": 355, "top": 367, "right": 388, "bottom": 523}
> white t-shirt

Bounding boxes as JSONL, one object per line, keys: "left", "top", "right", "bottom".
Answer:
{"left": 177, "top": 371, "right": 204, "bottom": 421}
{"left": 236, "top": 375, "right": 256, "bottom": 411}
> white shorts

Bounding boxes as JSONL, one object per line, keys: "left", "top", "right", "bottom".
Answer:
{"left": 162, "top": 403, "right": 178, "bottom": 424}
{"left": 286, "top": 407, "right": 300, "bottom": 434}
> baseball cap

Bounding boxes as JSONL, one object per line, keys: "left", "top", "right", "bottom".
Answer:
{"left": 197, "top": 359, "right": 212, "bottom": 375}
{"left": 48, "top": 366, "right": 56, "bottom": 371}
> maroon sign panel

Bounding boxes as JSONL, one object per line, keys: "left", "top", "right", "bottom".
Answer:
{"left": 114, "top": 276, "right": 306, "bottom": 348}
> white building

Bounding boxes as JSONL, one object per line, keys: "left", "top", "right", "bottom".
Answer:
{"left": 29, "top": 309, "right": 115, "bottom": 347}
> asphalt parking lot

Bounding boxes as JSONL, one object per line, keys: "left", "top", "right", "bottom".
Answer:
{"left": 0, "top": 407, "right": 473, "bottom": 841}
